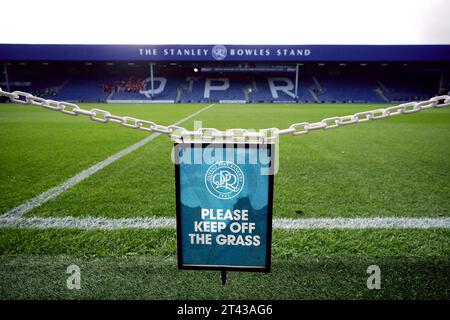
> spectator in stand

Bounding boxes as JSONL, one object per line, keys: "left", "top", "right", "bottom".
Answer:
{"left": 123, "top": 77, "right": 145, "bottom": 92}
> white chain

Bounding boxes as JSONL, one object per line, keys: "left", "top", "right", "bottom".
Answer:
{"left": 1, "top": 87, "right": 449, "bottom": 142}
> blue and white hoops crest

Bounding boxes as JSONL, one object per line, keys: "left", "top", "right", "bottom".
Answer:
{"left": 211, "top": 45, "right": 227, "bottom": 61}
{"left": 205, "top": 161, "right": 244, "bottom": 199}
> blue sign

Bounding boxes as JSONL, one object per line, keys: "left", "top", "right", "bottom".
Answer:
{"left": 1, "top": 44, "right": 450, "bottom": 62}
{"left": 174, "top": 143, "right": 274, "bottom": 272}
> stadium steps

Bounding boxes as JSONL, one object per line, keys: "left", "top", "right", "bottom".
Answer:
{"left": 252, "top": 79, "right": 258, "bottom": 92}
{"left": 375, "top": 88, "right": 390, "bottom": 102}
{"left": 374, "top": 79, "right": 390, "bottom": 102}
{"left": 176, "top": 87, "right": 183, "bottom": 103}
{"left": 375, "top": 78, "right": 388, "bottom": 92}
{"left": 57, "top": 77, "right": 71, "bottom": 92}
{"left": 312, "top": 76, "right": 323, "bottom": 92}
{"left": 308, "top": 88, "right": 320, "bottom": 103}
{"left": 106, "top": 90, "right": 115, "bottom": 101}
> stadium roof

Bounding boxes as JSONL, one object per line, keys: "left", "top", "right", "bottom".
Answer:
{"left": 0, "top": 44, "right": 450, "bottom": 62}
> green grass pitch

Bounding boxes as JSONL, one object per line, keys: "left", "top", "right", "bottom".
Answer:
{"left": 0, "top": 102, "right": 449, "bottom": 299}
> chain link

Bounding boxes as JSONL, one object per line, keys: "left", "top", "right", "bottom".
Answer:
{"left": 1, "top": 87, "right": 449, "bottom": 142}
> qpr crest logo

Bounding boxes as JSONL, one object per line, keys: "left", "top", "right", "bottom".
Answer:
{"left": 211, "top": 45, "right": 227, "bottom": 61}
{"left": 205, "top": 161, "right": 244, "bottom": 199}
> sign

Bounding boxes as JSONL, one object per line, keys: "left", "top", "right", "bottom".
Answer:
{"left": 174, "top": 143, "right": 274, "bottom": 272}
{"left": 1, "top": 44, "right": 450, "bottom": 62}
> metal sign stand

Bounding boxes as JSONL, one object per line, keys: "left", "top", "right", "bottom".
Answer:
{"left": 221, "top": 270, "right": 228, "bottom": 286}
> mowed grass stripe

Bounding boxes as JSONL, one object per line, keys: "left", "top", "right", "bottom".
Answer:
{"left": 1, "top": 225, "right": 448, "bottom": 299}
{"left": 25, "top": 104, "right": 450, "bottom": 219}
{"left": 1, "top": 103, "right": 215, "bottom": 218}
{"left": 2, "top": 133, "right": 162, "bottom": 219}
{"left": 0, "top": 103, "right": 206, "bottom": 213}
{"left": 1, "top": 228, "right": 449, "bottom": 257}
{"left": 1, "top": 255, "right": 448, "bottom": 299}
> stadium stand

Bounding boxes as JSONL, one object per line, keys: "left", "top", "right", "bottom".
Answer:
{"left": 249, "top": 76, "right": 318, "bottom": 103}
{"left": 377, "top": 74, "right": 440, "bottom": 102}
{"left": 54, "top": 76, "right": 110, "bottom": 102}
{"left": 5, "top": 74, "right": 66, "bottom": 99}
{"left": 314, "top": 74, "right": 386, "bottom": 103}
{"left": 1, "top": 63, "right": 447, "bottom": 104}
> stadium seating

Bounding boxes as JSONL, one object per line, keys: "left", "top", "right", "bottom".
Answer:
{"left": 179, "top": 77, "right": 247, "bottom": 102}
{"left": 178, "top": 78, "right": 207, "bottom": 103}
{"left": 314, "top": 75, "right": 386, "bottom": 103}
{"left": 249, "top": 76, "right": 317, "bottom": 103}
{"left": 54, "top": 76, "right": 109, "bottom": 102}
{"left": 5, "top": 74, "right": 66, "bottom": 99}
{"left": 377, "top": 74, "right": 439, "bottom": 102}
{"left": 110, "top": 77, "right": 183, "bottom": 102}
{"left": 2, "top": 65, "right": 445, "bottom": 104}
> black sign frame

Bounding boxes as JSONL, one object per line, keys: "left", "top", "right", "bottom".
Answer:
{"left": 174, "top": 142, "right": 274, "bottom": 273}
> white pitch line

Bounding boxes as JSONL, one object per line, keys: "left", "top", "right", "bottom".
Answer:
{"left": 0, "top": 216, "right": 176, "bottom": 230}
{"left": 1, "top": 103, "right": 215, "bottom": 219}
{"left": 0, "top": 216, "right": 449, "bottom": 230}
{"left": 273, "top": 217, "right": 450, "bottom": 229}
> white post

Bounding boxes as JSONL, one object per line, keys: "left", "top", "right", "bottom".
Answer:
{"left": 150, "top": 62, "right": 154, "bottom": 98}
{"left": 294, "top": 63, "right": 299, "bottom": 101}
